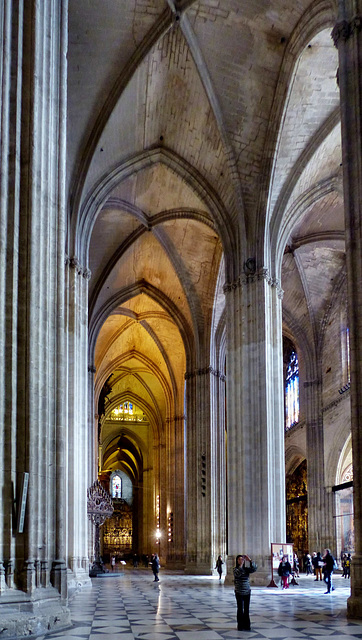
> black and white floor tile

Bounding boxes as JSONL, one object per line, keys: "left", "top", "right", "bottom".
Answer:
{"left": 43, "top": 570, "right": 361, "bottom": 640}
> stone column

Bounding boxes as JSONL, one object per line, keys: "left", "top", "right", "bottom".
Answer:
{"left": 65, "top": 258, "right": 92, "bottom": 588}
{"left": 210, "top": 367, "right": 227, "bottom": 570}
{"left": 0, "top": 0, "right": 71, "bottom": 630}
{"left": 184, "top": 367, "right": 213, "bottom": 573}
{"left": 18, "top": 0, "right": 69, "bottom": 601}
{"left": 224, "top": 269, "right": 285, "bottom": 584}
{"left": 305, "top": 379, "right": 335, "bottom": 553}
{"left": 165, "top": 414, "right": 185, "bottom": 568}
{"left": 87, "top": 370, "right": 97, "bottom": 569}
{"left": 332, "top": 0, "right": 362, "bottom": 617}
{"left": 0, "top": 0, "right": 19, "bottom": 595}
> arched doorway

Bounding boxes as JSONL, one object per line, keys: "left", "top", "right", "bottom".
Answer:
{"left": 98, "top": 413, "right": 146, "bottom": 561}
{"left": 334, "top": 438, "right": 354, "bottom": 561}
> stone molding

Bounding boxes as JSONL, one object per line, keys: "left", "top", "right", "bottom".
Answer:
{"left": 223, "top": 267, "right": 284, "bottom": 298}
{"left": 332, "top": 16, "right": 362, "bottom": 48}
{"left": 338, "top": 381, "right": 351, "bottom": 394}
{"left": 65, "top": 256, "right": 91, "bottom": 280}
{"left": 303, "top": 379, "right": 321, "bottom": 388}
{"left": 322, "top": 389, "right": 350, "bottom": 414}
{"left": 166, "top": 415, "right": 186, "bottom": 423}
{"left": 88, "top": 365, "right": 96, "bottom": 374}
{"left": 185, "top": 366, "right": 226, "bottom": 381}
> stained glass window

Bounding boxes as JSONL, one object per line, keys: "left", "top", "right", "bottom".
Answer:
{"left": 112, "top": 474, "right": 122, "bottom": 499}
{"left": 110, "top": 401, "right": 143, "bottom": 421}
{"left": 285, "top": 351, "right": 299, "bottom": 430}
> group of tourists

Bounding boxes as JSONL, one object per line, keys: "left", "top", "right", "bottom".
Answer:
{"left": 114, "top": 547, "right": 350, "bottom": 632}
{"left": 279, "top": 548, "right": 340, "bottom": 594}
{"left": 232, "top": 546, "right": 345, "bottom": 631}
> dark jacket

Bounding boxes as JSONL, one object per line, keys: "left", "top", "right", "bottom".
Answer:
{"left": 313, "top": 552, "right": 322, "bottom": 569}
{"left": 215, "top": 558, "right": 223, "bottom": 572}
{"left": 233, "top": 561, "right": 257, "bottom": 595}
{"left": 278, "top": 560, "right": 292, "bottom": 577}
{"left": 323, "top": 551, "right": 334, "bottom": 573}
{"left": 151, "top": 555, "right": 160, "bottom": 573}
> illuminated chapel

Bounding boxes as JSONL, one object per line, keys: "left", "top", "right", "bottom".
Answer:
{"left": 1, "top": 0, "right": 362, "bottom": 635}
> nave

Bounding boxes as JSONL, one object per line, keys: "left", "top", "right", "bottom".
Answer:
{"left": 45, "top": 570, "right": 359, "bottom": 640}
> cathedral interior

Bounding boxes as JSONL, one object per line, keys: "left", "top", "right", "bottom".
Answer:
{"left": 1, "top": 0, "right": 362, "bottom": 636}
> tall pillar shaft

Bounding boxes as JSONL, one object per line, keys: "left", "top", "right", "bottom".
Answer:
{"left": 333, "top": 1, "right": 362, "bottom": 617}
{"left": 305, "top": 380, "right": 335, "bottom": 553}
{"left": 165, "top": 413, "right": 185, "bottom": 567}
{"left": 224, "top": 270, "right": 285, "bottom": 584}
{"left": 185, "top": 366, "right": 213, "bottom": 573}
{"left": 210, "top": 368, "right": 227, "bottom": 569}
{"left": 0, "top": 0, "right": 72, "bottom": 632}
{"left": 65, "top": 258, "right": 92, "bottom": 586}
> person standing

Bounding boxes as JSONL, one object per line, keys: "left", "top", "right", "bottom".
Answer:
{"left": 111, "top": 555, "right": 116, "bottom": 572}
{"left": 322, "top": 548, "right": 335, "bottom": 594}
{"left": 314, "top": 551, "right": 323, "bottom": 581}
{"left": 305, "top": 553, "right": 313, "bottom": 575}
{"left": 151, "top": 553, "right": 160, "bottom": 582}
{"left": 233, "top": 554, "right": 257, "bottom": 631}
{"left": 215, "top": 555, "right": 224, "bottom": 580}
{"left": 293, "top": 553, "right": 300, "bottom": 577}
{"left": 278, "top": 555, "right": 292, "bottom": 589}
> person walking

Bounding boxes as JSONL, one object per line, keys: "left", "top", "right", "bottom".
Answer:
{"left": 215, "top": 555, "right": 224, "bottom": 580}
{"left": 313, "top": 551, "right": 323, "bottom": 581}
{"left": 233, "top": 554, "right": 257, "bottom": 631}
{"left": 322, "top": 548, "right": 335, "bottom": 594}
{"left": 278, "top": 555, "right": 292, "bottom": 589}
{"left": 151, "top": 553, "right": 160, "bottom": 582}
{"left": 304, "top": 553, "right": 313, "bottom": 575}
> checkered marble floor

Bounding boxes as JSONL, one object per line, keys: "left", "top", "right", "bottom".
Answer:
{"left": 44, "top": 570, "right": 361, "bottom": 640}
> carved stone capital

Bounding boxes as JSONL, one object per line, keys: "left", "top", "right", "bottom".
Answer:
{"left": 223, "top": 277, "right": 241, "bottom": 293}
{"left": 332, "top": 16, "right": 362, "bottom": 48}
{"left": 65, "top": 255, "right": 92, "bottom": 279}
{"left": 185, "top": 366, "right": 226, "bottom": 381}
{"left": 240, "top": 267, "right": 284, "bottom": 297}
{"left": 88, "top": 365, "right": 96, "bottom": 374}
{"left": 83, "top": 268, "right": 92, "bottom": 280}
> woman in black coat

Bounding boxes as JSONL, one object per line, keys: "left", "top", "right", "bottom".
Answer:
{"left": 151, "top": 553, "right": 160, "bottom": 582}
{"left": 233, "top": 554, "right": 257, "bottom": 631}
{"left": 278, "top": 555, "right": 292, "bottom": 589}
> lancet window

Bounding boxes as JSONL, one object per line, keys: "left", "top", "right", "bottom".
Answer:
{"left": 111, "top": 473, "right": 122, "bottom": 499}
{"left": 285, "top": 350, "right": 299, "bottom": 430}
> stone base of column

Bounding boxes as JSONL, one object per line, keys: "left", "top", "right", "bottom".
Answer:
{"left": 164, "top": 560, "right": 186, "bottom": 571}
{"left": 184, "top": 561, "right": 212, "bottom": 575}
{"left": 67, "top": 568, "right": 92, "bottom": 597}
{"left": 21, "top": 560, "right": 36, "bottom": 594}
{"left": 0, "top": 562, "right": 9, "bottom": 594}
{"left": 347, "top": 555, "right": 362, "bottom": 619}
{"left": 0, "top": 587, "right": 71, "bottom": 638}
{"left": 50, "top": 559, "right": 68, "bottom": 601}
